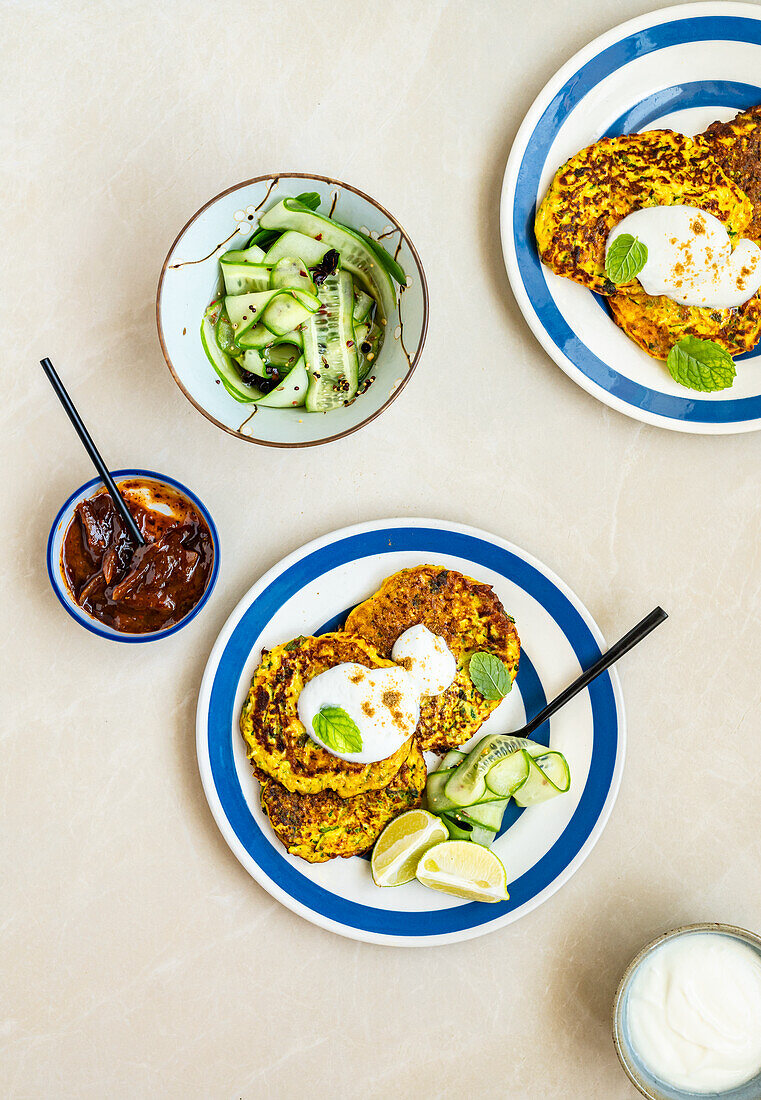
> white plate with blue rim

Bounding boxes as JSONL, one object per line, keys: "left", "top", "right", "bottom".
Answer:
{"left": 500, "top": 1, "right": 761, "bottom": 434}
{"left": 196, "top": 519, "right": 625, "bottom": 947}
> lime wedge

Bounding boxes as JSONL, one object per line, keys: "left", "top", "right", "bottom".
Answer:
{"left": 371, "top": 810, "right": 449, "bottom": 888}
{"left": 415, "top": 840, "right": 509, "bottom": 903}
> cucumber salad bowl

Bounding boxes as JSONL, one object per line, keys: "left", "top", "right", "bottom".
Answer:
{"left": 157, "top": 174, "right": 428, "bottom": 447}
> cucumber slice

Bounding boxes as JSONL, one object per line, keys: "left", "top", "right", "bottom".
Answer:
{"left": 462, "top": 798, "right": 509, "bottom": 832}
{"left": 358, "top": 230, "right": 407, "bottom": 286}
{"left": 440, "top": 749, "right": 467, "bottom": 770}
{"left": 266, "top": 328, "right": 304, "bottom": 351}
{"left": 241, "top": 348, "right": 266, "bottom": 377}
{"left": 440, "top": 813, "right": 496, "bottom": 847}
{"left": 529, "top": 750, "right": 571, "bottom": 790}
{"left": 255, "top": 356, "right": 308, "bottom": 408}
{"left": 302, "top": 270, "right": 359, "bottom": 412}
{"left": 225, "top": 291, "right": 282, "bottom": 340}
{"left": 221, "top": 261, "right": 271, "bottom": 294}
{"left": 214, "top": 308, "right": 238, "bottom": 357}
{"left": 259, "top": 198, "right": 397, "bottom": 323}
{"left": 445, "top": 734, "right": 535, "bottom": 807}
{"left": 484, "top": 749, "right": 530, "bottom": 797}
{"left": 513, "top": 751, "right": 570, "bottom": 807}
{"left": 221, "top": 243, "right": 266, "bottom": 263}
{"left": 235, "top": 323, "right": 276, "bottom": 350}
{"left": 269, "top": 257, "right": 316, "bottom": 296}
{"left": 200, "top": 308, "right": 261, "bottom": 403}
{"left": 426, "top": 767, "right": 506, "bottom": 816}
{"left": 353, "top": 289, "right": 374, "bottom": 323}
{"left": 263, "top": 289, "right": 320, "bottom": 337}
{"left": 264, "top": 341, "right": 301, "bottom": 371}
{"left": 425, "top": 769, "right": 455, "bottom": 813}
{"left": 264, "top": 230, "right": 331, "bottom": 267}
{"left": 357, "top": 320, "right": 383, "bottom": 382}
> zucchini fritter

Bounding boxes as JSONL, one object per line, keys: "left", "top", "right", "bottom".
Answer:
{"left": 699, "top": 106, "right": 761, "bottom": 244}
{"left": 258, "top": 740, "right": 427, "bottom": 863}
{"left": 608, "top": 110, "right": 761, "bottom": 360}
{"left": 535, "top": 130, "right": 752, "bottom": 294}
{"left": 345, "top": 566, "right": 520, "bottom": 754}
{"left": 240, "top": 632, "right": 411, "bottom": 797}
{"left": 608, "top": 284, "right": 761, "bottom": 360}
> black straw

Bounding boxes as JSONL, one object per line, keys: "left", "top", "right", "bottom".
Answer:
{"left": 40, "top": 357, "right": 145, "bottom": 546}
{"left": 521, "top": 606, "right": 668, "bottom": 737}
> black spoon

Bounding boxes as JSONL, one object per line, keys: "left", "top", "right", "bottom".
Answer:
{"left": 40, "top": 357, "right": 144, "bottom": 546}
{"left": 517, "top": 606, "right": 668, "bottom": 739}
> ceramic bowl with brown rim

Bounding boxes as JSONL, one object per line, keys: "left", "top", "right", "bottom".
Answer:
{"left": 156, "top": 173, "right": 428, "bottom": 447}
{"left": 612, "top": 922, "right": 761, "bottom": 1100}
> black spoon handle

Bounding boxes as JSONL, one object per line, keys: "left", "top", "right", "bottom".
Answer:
{"left": 522, "top": 606, "right": 668, "bottom": 738}
{"left": 40, "top": 357, "right": 144, "bottom": 546}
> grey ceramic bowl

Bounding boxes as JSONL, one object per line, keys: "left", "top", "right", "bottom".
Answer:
{"left": 613, "top": 923, "right": 761, "bottom": 1100}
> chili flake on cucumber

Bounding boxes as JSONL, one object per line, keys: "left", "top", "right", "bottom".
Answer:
{"left": 200, "top": 191, "right": 405, "bottom": 412}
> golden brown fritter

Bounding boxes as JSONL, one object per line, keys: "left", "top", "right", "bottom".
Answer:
{"left": 699, "top": 106, "right": 761, "bottom": 244}
{"left": 535, "top": 130, "right": 753, "bottom": 294}
{"left": 345, "top": 566, "right": 520, "bottom": 754}
{"left": 607, "top": 110, "right": 761, "bottom": 360}
{"left": 240, "top": 632, "right": 411, "bottom": 797}
{"left": 257, "top": 740, "right": 427, "bottom": 863}
{"left": 608, "top": 285, "right": 761, "bottom": 360}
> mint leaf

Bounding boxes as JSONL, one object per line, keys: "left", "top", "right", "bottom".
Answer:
{"left": 469, "top": 652, "right": 513, "bottom": 700}
{"left": 666, "top": 337, "right": 736, "bottom": 392}
{"left": 605, "top": 233, "right": 648, "bottom": 285}
{"left": 312, "top": 706, "right": 363, "bottom": 753}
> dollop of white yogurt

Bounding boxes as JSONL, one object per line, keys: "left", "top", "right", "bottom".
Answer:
{"left": 297, "top": 625, "right": 456, "bottom": 764}
{"left": 297, "top": 664, "right": 419, "bottom": 764}
{"left": 606, "top": 206, "right": 761, "bottom": 309}
{"left": 627, "top": 933, "right": 761, "bottom": 1094}
{"left": 391, "top": 624, "right": 457, "bottom": 696}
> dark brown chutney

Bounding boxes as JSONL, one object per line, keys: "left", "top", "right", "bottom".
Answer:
{"left": 61, "top": 478, "right": 214, "bottom": 634}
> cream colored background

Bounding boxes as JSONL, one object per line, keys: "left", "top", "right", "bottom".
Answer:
{"left": 3, "top": 1, "right": 761, "bottom": 1097}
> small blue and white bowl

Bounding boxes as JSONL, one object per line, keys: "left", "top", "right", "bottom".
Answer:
{"left": 613, "top": 922, "right": 761, "bottom": 1100}
{"left": 47, "top": 468, "right": 220, "bottom": 643}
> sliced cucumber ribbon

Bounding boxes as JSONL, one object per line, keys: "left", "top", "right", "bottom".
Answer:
{"left": 221, "top": 261, "right": 272, "bottom": 295}
{"left": 204, "top": 195, "right": 391, "bottom": 410}
{"left": 425, "top": 736, "right": 571, "bottom": 848}
{"left": 302, "top": 270, "right": 359, "bottom": 412}
{"left": 255, "top": 356, "right": 308, "bottom": 408}
{"left": 201, "top": 305, "right": 261, "bottom": 403}
{"left": 259, "top": 198, "right": 398, "bottom": 325}
{"left": 221, "top": 243, "right": 266, "bottom": 264}
{"left": 225, "top": 288, "right": 319, "bottom": 342}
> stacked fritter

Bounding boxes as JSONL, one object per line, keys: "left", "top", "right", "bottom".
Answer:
{"left": 535, "top": 110, "right": 761, "bottom": 360}
{"left": 240, "top": 566, "right": 520, "bottom": 863}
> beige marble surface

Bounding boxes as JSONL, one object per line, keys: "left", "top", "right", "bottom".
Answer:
{"left": 3, "top": 0, "right": 761, "bottom": 1096}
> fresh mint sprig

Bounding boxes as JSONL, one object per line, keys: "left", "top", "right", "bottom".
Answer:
{"left": 666, "top": 336, "right": 736, "bottom": 392}
{"left": 469, "top": 652, "right": 513, "bottom": 701}
{"left": 605, "top": 233, "right": 648, "bottom": 285}
{"left": 312, "top": 706, "right": 363, "bottom": 754}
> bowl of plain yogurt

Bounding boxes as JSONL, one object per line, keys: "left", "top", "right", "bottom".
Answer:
{"left": 613, "top": 924, "right": 761, "bottom": 1100}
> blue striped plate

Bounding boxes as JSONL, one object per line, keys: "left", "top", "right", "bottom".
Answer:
{"left": 501, "top": 2, "right": 761, "bottom": 434}
{"left": 196, "top": 520, "right": 625, "bottom": 946}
